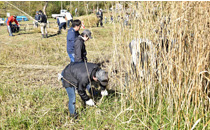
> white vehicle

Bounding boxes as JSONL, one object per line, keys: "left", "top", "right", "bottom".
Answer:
{"left": 52, "top": 9, "right": 68, "bottom": 18}
{"left": 0, "top": 18, "right": 5, "bottom": 25}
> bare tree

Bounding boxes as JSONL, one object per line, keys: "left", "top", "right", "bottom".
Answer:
{"left": 43, "top": 1, "right": 48, "bottom": 16}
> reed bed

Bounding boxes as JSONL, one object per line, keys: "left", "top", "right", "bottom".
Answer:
{"left": 103, "top": 1, "right": 210, "bottom": 129}
{"left": 0, "top": 1, "right": 210, "bottom": 129}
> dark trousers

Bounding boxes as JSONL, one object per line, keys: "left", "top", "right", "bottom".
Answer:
{"left": 59, "top": 22, "right": 66, "bottom": 31}
{"left": 97, "top": 18, "right": 103, "bottom": 27}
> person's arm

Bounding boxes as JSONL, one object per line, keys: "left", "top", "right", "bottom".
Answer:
{"left": 83, "top": 46, "right": 87, "bottom": 62}
{"left": 67, "top": 31, "right": 75, "bottom": 51}
{"left": 14, "top": 19, "right": 19, "bottom": 26}
{"left": 77, "top": 82, "right": 90, "bottom": 101}
{"left": 74, "top": 40, "right": 83, "bottom": 62}
{"left": 38, "top": 15, "right": 42, "bottom": 22}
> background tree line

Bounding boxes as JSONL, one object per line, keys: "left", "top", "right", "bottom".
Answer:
{"left": 0, "top": 1, "right": 115, "bottom": 18}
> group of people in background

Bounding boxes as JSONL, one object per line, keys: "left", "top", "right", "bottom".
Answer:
{"left": 7, "top": 10, "right": 47, "bottom": 38}
{"left": 6, "top": 8, "right": 130, "bottom": 38}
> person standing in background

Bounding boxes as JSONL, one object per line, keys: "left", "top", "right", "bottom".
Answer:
{"left": 34, "top": 11, "right": 40, "bottom": 28}
{"left": 38, "top": 10, "right": 48, "bottom": 38}
{"left": 96, "top": 9, "right": 103, "bottom": 27}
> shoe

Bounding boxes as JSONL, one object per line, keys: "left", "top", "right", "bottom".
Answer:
{"left": 45, "top": 34, "right": 48, "bottom": 38}
{"left": 42, "top": 34, "right": 45, "bottom": 38}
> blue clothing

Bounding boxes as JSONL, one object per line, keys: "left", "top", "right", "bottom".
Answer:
{"left": 67, "top": 20, "right": 70, "bottom": 28}
{"left": 59, "top": 22, "right": 66, "bottom": 31}
{"left": 61, "top": 70, "right": 76, "bottom": 115}
{"left": 57, "top": 18, "right": 60, "bottom": 26}
{"left": 65, "top": 87, "right": 76, "bottom": 115}
{"left": 35, "top": 14, "right": 40, "bottom": 20}
{"left": 67, "top": 27, "right": 80, "bottom": 54}
{"left": 68, "top": 53, "right": 75, "bottom": 62}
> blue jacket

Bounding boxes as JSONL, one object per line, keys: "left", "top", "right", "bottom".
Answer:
{"left": 35, "top": 14, "right": 40, "bottom": 20}
{"left": 67, "top": 27, "right": 80, "bottom": 54}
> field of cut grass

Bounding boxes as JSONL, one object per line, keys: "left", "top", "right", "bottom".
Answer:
{"left": 0, "top": 15, "right": 122, "bottom": 129}
{"left": 1, "top": 1, "right": 210, "bottom": 129}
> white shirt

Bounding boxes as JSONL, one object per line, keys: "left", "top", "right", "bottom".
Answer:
{"left": 65, "top": 12, "right": 72, "bottom": 20}
{"left": 59, "top": 17, "right": 66, "bottom": 23}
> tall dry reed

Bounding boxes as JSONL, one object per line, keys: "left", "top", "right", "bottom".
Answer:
{"left": 102, "top": 1, "right": 210, "bottom": 129}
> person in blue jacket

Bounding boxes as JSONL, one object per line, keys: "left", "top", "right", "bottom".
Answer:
{"left": 34, "top": 11, "right": 40, "bottom": 28}
{"left": 66, "top": 19, "right": 81, "bottom": 62}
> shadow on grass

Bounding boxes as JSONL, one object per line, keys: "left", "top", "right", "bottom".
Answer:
{"left": 47, "top": 33, "right": 59, "bottom": 38}
{"left": 16, "top": 32, "right": 35, "bottom": 35}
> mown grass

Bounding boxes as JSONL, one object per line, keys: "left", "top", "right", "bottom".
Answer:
{"left": 1, "top": 1, "right": 210, "bottom": 130}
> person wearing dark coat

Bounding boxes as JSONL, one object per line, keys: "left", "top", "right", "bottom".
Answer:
{"left": 60, "top": 62, "right": 109, "bottom": 118}
{"left": 74, "top": 29, "right": 92, "bottom": 63}
{"left": 38, "top": 10, "right": 48, "bottom": 38}
{"left": 34, "top": 11, "right": 40, "bottom": 28}
{"left": 96, "top": 9, "right": 103, "bottom": 27}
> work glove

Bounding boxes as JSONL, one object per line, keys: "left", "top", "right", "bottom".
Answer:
{"left": 57, "top": 73, "right": 63, "bottom": 81}
{"left": 18, "top": 25, "right": 20, "bottom": 27}
{"left": 85, "top": 99, "right": 95, "bottom": 106}
{"left": 101, "top": 89, "right": 108, "bottom": 96}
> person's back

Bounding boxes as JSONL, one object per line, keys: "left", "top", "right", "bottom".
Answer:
{"left": 7, "top": 15, "right": 19, "bottom": 25}
{"left": 60, "top": 61, "right": 108, "bottom": 118}
{"left": 59, "top": 17, "right": 66, "bottom": 23}
{"left": 62, "top": 62, "right": 99, "bottom": 89}
{"left": 40, "top": 14, "right": 47, "bottom": 23}
{"left": 74, "top": 29, "right": 92, "bottom": 63}
{"left": 7, "top": 15, "right": 19, "bottom": 36}
{"left": 67, "top": 27, "right": 80, "bottom": 54}
{"left": 66, "top": 12, "right": 72, "bottom": 21}
{"left": 65, "top": 12, "right": 73, "bottom": 28}
{"left": 74, "top": 36, "right": 87, "bottom": 62}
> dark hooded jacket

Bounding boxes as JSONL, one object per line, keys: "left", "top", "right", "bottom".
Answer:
{"left": 62, "top": 62, "right": 105, "bottom": 101}
{"left": 74, "top": 36, "right": 87, "bottom": 62}
{"left": 39, "top": 13, "right": 47, "bottom": 23}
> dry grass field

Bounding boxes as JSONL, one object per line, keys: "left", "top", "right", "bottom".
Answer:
{"left": 0, "top": 1, "right": 210, "bottom": 129}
